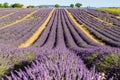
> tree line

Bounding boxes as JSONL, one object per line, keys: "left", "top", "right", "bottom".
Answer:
{"left": 55, "top": 3, "right": 82, "bottom": 8}
{"left": 0, "top": 2, "right": 82, "bottom": 8}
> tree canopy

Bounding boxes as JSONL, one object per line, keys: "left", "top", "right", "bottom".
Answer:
{"left": 3, "top": 2, "right": 9, "bottom": 8}
{"left": 70, "top": 4, "right": 74, "bottom": 8}
{"left": 27, "top": 5, "right": 35, "bottom": 8}
{"left": 55, "top": 4, "right": 60, "bottom": 8}
{"left": 75, "top": 3, "right": 82, "bottom": 8}
{"left": 0, "top": 3, "right": 3, "bottom": 8}
{"left": 11, "top": 3, "right": 23, "bottom": 8}
{"left": 39, "top": 5, "right": 43, "bottom": 8}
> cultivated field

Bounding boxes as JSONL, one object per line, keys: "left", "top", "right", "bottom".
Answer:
{"left": 0, "top": 8, "right": 120, "bottom": 80}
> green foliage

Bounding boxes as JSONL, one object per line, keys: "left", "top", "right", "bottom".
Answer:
{"left": 85, "top": 53, "right": 98, "bottom": 68}
{"left": 70, "top": 4, "right": 74, "bottom": 8}
{"left": 0, "top": 3, "right": 3, "bottom": 8}
{"left": 96, "top": 54, "right": 120, "bottom": 72}
{"left": 0, "top": 52, "right": 35, "bottom": 78}
{"left": 55, "top": 4, "right": 60, "bottom": 8}
{"left": 75, "top": 3, "right": 82, "bottom": 8}
{"left": 3, "top": 2, "right": 9, "bottom": 8}
{"left": 11, "top": 3, "right": 23, "bottom": 8}
{"left": 88, "top": 53, "right": 98, "bottom": 61}
{"left": 95, "top": 53, "right": 120, "bottom": 79}
{"left": 27, "top": 5, "right": 35, "bottom": 8}
{"left": 14, "top": 61, "right": 31, "bottom": 71}
{"left": 27, "top": 52, "right": 35, "bottom": 60}
{"left": 39, "top": 5, "right": 43, "bottom": 8}
{"left": 0, "top": 67, "right": 8, "bottom": 78}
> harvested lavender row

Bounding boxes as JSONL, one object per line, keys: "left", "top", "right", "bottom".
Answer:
{"left": 55, "top": 10, "right": 66, "bottom": 48}
{"left": 0, "top": 9, "right": 17, "bottom": 17}
{"left": 68, "top": 9, "right": 120, "bottom": 47}
{"left": 0, "top": 9, "right": 52, "bottom": 47}
{"left": 33, "top": 10, "right": 56, "bottom": 48}
{"left": 0, "top": 9, "right": 37, "bottom": 28}
{"left": 63, "top": 9, "right": 101, "bottom": 47}
{"left": 85, "top": 9, "right": 120, "bottom": 26}
{"left": 33, "top": 9, "right": 100, "bottom": 49}
{"left": 33, "top": 9, "right": 66, "bottom": 48}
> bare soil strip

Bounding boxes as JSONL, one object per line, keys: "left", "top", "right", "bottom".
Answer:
{"left": 19, "top": 9, "right": 55, "bottom": 48}
{"left": 65, "top": 9, "right": 104, "bottom": 45}
{"left": 0, "top": 10, "right": 38, "bottom": 30}
{"left": 0, "top": 12, "right": 16, "bottom": 19}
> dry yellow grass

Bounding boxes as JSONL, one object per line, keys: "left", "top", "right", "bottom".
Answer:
{"left": 65, "top": 9, "right": 104, "bottom": 45}
{"left": 0, "top": 10, "right": 38, "bottom": 30}
{"left": 19, "top": 9, "right": 55, "bottom": 48}
{"left": 0, "top": 12, "right": 16, "bottom": 19}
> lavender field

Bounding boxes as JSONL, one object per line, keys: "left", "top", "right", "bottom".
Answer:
{"left": 0, "top": 8, "right": 120, "bottom": 80}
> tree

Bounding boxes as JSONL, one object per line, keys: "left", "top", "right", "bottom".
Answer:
{"left": 27, "top": 5, "right": 35, "bottom": 8}
{"left": 70, "top": 4, "right": 74, "bottom": 8}
{"left": 55, "top": 4, "right": 60, "bottom": 8}
{"left": 75, "top": 3, "right": 82, "bottom": 8}
{"left": 39, "top": 5, "right": 43, "bottom": 8}
{"left": 11, "top": 3, "right": 23, "bottom": 8}
{"left": 0, "top": 3, "right": 3, "bottom": 8}
{"left": 3, "top": 2, "right": 9, "bottom": 8}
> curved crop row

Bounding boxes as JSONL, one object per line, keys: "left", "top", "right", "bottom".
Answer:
{"left": 0, "top": 9, "right": 37, "bottom": 30}
{"left": 85, "top": 9, "right": 120, "bottom": 26}
{"left": 33, "top": 9, "right": 100, "bottom": 49}
{"left": 0, "top": 9, "right": 52, "bottom": 47}
{"left": 68, "top": 9, "right": 120, "bottom": 47}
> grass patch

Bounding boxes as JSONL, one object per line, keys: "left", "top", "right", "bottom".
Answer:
{"left": 85, "top": 53, "right": 98, "bottom": 69}
{"left": 0, "top": 52, "right": 35, "bottom": 78}
{"left": 96, "top": 53, "right": 120, "bottom": 72}
{"left": 27, "top": 52, "right": 36, "bottom": 60}
{"left": 0, "top": 67, "right": 9, "bottom": 78}
{"left": 95, "top": 53, "right": 120, "bottom": 79}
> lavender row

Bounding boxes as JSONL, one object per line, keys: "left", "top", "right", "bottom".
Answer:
{"left": 83, "top": 9, "right": 120, "bottom": 37}
{"left": 84, "top": 9, "right": 120, "bottom": 26}
{"left": 70, "top": 46, "right": 120, "bottom": 80}
{"left": 0, "top": 9, "right": 52, "bottom": 47}
{"left": 68, "top": 9, "right": 120, "bottom": 47}
{"left": 63, "top": 9, "right": 101, "bottom": 47}
{"left": 0, "top": 9, "right": 37, "bottom": 28}
{"left": 33, "top": 9, "right": 100, "bottom": 49}
{"left": 0, "top": 9, "right": 18, "bottom": 17}
{"left": 1, "top": 48, "right": 104, "bottom": 80}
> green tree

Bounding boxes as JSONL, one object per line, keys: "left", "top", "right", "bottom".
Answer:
{"left": 55, "top": 4, "right": 60, "bottom": 8}
{"left": 75, "top": 3, "right": 82, "bottom": 8}
{"left": 0, "top": 3, "right": 3, "bottom": 8}
{"left": 39, "top": 5, "right": 43, "bottom": 8}
{"left": 27, "top": 5, "right": 35, "bottom": 8}
{"left": 70, "top": 4, "right": 74, "bottom": 8}
{"left": 11, "top": 3, "right": 23, "bottom": 8}
{"left": 3, "top": 2, "right": 9, "bottom": 8}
